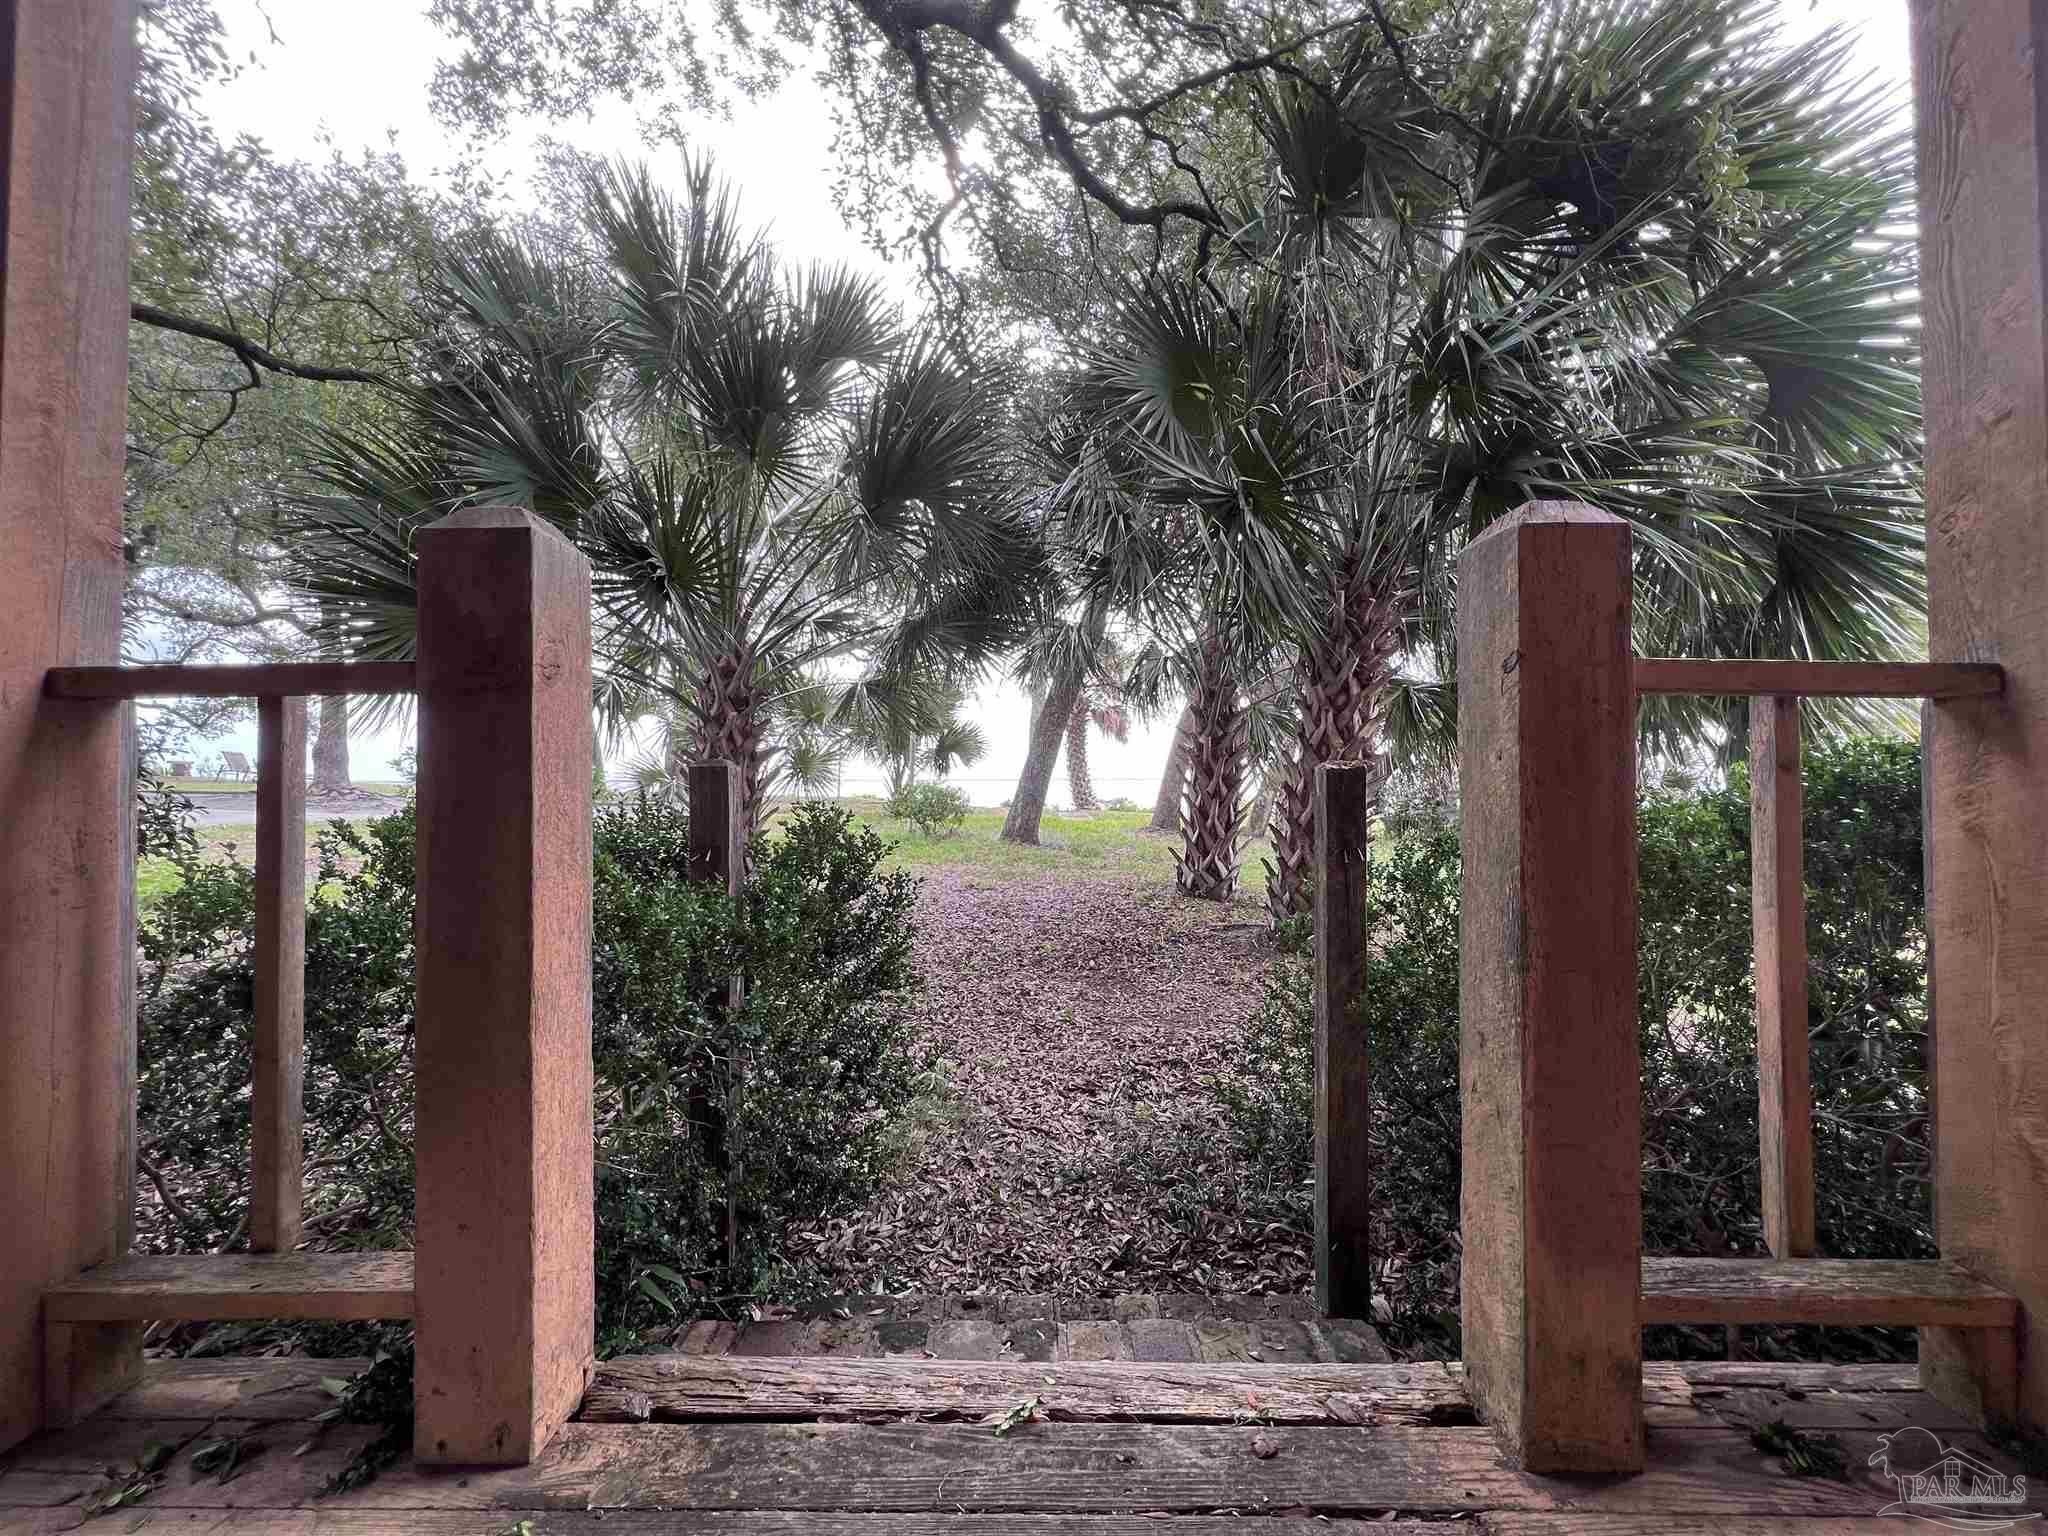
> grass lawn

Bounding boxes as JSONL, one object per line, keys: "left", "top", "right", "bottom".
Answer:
{"left": 139, "top": 795, "right": 1285, "bottom": 911}
{"left": 139, "top": 821, "right": 335, "bottom": 911}
{"left": 160, "top": 776, "right": 409, "bottom": 795}
{"left": 841, "top": 800, "right": 1275, "bottom": 890}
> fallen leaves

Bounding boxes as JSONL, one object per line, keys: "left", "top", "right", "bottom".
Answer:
{"left": 988, "top": 1394, "right": 1045, "bottom": 1435}
{"left": 795, "top": 871, "right": 1312, "bottom": 1299}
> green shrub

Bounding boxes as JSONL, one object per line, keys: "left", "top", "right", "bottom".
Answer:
{"left": 135, "top": 795, "right": 925, "bottom": 1356}
{"left": 1220, "top": 737, "right": 1931, "bottom": 1357}
{"left": 891, "top": 781, "right": 970, "bottom": 838}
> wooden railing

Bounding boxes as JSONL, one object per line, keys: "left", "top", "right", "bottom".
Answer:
{"left": 1442, "top": 504, "right": 2021, "bottom": 1475}
{"left": 1635, "top": 656, "right": 2003, "bottom": 1261}
{"left": 30, "top": 508, "right": 598, "bottom": 1468}
{"left": 1308, "top": 650, "right": 2010, "bottom": 1333}
{"left": 44, "top": 664, "right": 417, "bottom": 1263}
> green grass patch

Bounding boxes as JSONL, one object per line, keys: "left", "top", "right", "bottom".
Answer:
{"left": 139, "top": 800, "right": 1286, "bottom": 908}
{"left": 139, "top": 822, "right": 347, "bottom": 912}
{"left": 829, "top": 802, "right": 1276, "bottom": 890}
{"left": 161, "top": 777, "right": 408, "bottom": 795}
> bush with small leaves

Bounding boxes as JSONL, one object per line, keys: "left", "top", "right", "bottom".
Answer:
{"left": 1219, "top": 737, "right": 1931, "bottom": 1360}
{"left": 894, "top": 781, "right": 970, "bottom": 838}
{"left": 135, "top": 794, "right": 925, "bottom": 1357}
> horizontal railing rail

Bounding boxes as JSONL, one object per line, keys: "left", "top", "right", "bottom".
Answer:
{"left": 1633, "top": 656, "right": 2001, "bottom": 1265}
{"left": 1634, "top": 658, "right": 2003, "bottom": 699}
{"left": 45, "top": 661, "right": 416, "bottom": 698}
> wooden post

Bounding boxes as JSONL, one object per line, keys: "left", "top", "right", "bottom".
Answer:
{"left": 1314, "top": 761, "right": 1373, "bottom": 1318}
{"left": 688, "top": 762, "right": 744, "bottom": 1280}
{"left": 1750, "top": 695, "right": 1814, "bottom": 1259}
{"left": 1457, "top": 504, "right": 1642, "bottom": 1475}
{"left": 252, "top": 697, "right": 308, "bottom": 1253}
{"left": 1911, "top": 0, "right": 2048, "bottom": 1437}
{"left": 414, "top": 508, "right": 594, "bottom": 1466}
{"left": 0, "top": 0, "right": 139, "bottom": 1449}
{"left": 688, "top": 762, "right": 743, "bottom": 893}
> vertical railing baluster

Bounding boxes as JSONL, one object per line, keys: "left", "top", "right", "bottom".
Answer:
{"left": 1313, "top": 760, "right": 1373, "bottom": 1319}
{"left": 1751, "top": 694, "right": 1814, "bottom": 1258}
{"left": 251, "top": 695, "right": 307, "bottom": 1254}
{"left": 688, "top": 761, "right": 745, "bottom": 1281}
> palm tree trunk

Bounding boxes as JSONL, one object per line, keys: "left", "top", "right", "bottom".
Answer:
{"left": 1264, "top": 570, "right": 1404, "bottom": 922}
{"left": 1247, "top": 775, "right": 1278, "bottom": 851}
{"left": 1176, "top": 633, "right": 1248, "bottom": 901}
{"left": 1002, "top": 668, "right": 1084, "bottom": 845}
{"left": 1148, "top": 704, "right": 1196, "bottom": 831}
{"left": 311, "top": 693, "right": 350, "bottom": 791}
{"left": 695, "top": 639, "right": 765, "bottom": 843}
{"left": 1065, "top": 697, "right": 1099, "bottom": 812}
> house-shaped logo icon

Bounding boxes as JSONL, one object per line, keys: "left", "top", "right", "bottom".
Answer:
{"left": 1870, "top": 1426, "right": 2037, "bottom": 1529}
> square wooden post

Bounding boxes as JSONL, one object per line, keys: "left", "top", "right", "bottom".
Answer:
{"left": 0, "top": 0, "right": 139, "bottom": 1449}
{"left": 688, "top": 762, "right": 743, "bottom": 894}
{"left": 1750, "top": 695, "right": 1814, "bottom": 1259}
{"left": 1314, "top": 760, "right": 1373, "bottom": 1318}
{"left": 1457, "top": 504, "right": 1643, "bottom": 1475}
{"left": 1911, "top": 0, "right": 2048, "bottom": 1437}
{"left": 688, "top": 762, "right": 744, "bottom": 1278}
{"left": 415, "top": 507, "right": 594, "bottom": 1466}
{"left": 252, "top": 696, "right": 308, "bottom": 1253}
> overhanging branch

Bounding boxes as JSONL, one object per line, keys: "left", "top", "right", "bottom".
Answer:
{"left": 131, "top": 302, "right": 391, "bottom": 387}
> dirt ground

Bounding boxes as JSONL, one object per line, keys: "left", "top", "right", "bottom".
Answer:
{"left": 792, "top": 868, "right": 1313, "bottom": 1298}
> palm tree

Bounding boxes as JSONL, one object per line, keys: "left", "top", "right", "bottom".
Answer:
{"left": 287, "top": 157, "right": 1043, "bottom": 837}
{"left": 1064, "top": 687, "right": 1129, "bottom": 812}
{"left": 1068, "top": 0, "right": 1926, "bottom": 917}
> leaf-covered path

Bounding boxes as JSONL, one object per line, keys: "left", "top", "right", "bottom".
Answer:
{"left": 793, "top": 868, "right": 1313, "bottom": 1298}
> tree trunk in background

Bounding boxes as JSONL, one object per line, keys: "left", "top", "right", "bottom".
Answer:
{"left": 695, "top": 639, "right": 766, "bottom": 846}
{"left": 1065, "top": 697, "right": 1099, "bottom": 812}
{"left": 1149, "top": 704, "right": 1196, "bottom": 831}
{"left": 1247, "top": 775, "right": 1277, "bottom": 850}
{"left": 1265, "top": 567, "right": 1405, "bottom": 922}
{"left": 1002, "top": 668, "right": 1085, "bottom": 845}
{"left": 311, "top": 692, "right": 350, "bottom": 791}
{"left": 1177, "top": 634, "right": 1249, "bottom": 900}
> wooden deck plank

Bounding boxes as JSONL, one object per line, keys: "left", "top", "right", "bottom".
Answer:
{"left": 0, "top": 1467, "right": 109, "bottom": 1509}
{"left": 0, "top": 1510, "right": 84, "bottom": 1535}
{"left": 174, "top": 1423, "right": 2001, "bottom": 1518}
{"left": 1670, "top": 1362, "right": 1920, "bottom": 1391}
{"left": 1483, "top": 1521, "right": 1955, "bottom": 1535}
{"left": 583, "top": 1354, "right": 1470, "bottom": 1426}
{"left": 32, "top": 1419, "right": 1974, "bottom": 1518}
{"left": 564, "top": 1423, "right": 1981, "bottom": 1516}
{"left": 1688, "top": 1385, "right": 1977, "bottom": 1432}
{"left": 43, "top": 662, "right": 418, "bottom": 698}
{"left": 1632, "top": 659, "right": 2003, "bottom": 699}
{"left": 97, "top": 1357, "right": 369, "bottom": 1421}
{"left": 0, "top": 1514, "right": 1416, "bottom": 1534}
{"left": 45, "top": 1252, "right": 413, "bottom": 1322}
{"left": 7, "top": 1354, "right": 2000, "bottom": 1532}
{"left": 0, "top": 1415, "right": 212, "bottom": 1473}
{"left": 1641, "top": 1259, "right": 2015, "bottom": 1328}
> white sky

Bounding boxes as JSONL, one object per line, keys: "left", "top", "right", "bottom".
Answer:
{"left": 188, "top": 0, "right": 1912, "bottom": 801}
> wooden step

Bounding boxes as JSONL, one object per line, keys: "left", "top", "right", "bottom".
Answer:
{"left": 585, "top": 1353, "right": 1466, "bottom": 1425}
{"left": 46, "top": 1250, "right": 414, "bottom": 1323}
{"left": 1640, "top": 1257, "right": 2015, "bottom": 1328}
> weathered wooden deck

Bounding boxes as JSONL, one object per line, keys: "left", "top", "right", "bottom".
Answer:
{"left": 5, "top": 1310, "right": 2040, "bottom": 1535}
